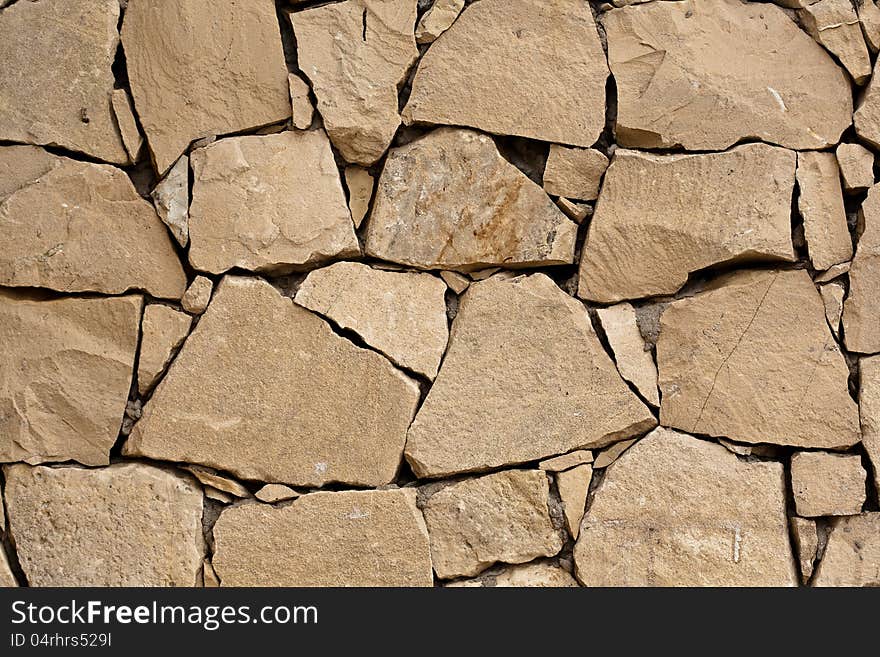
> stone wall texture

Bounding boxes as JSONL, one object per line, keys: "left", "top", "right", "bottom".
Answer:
{"left": 1, "top": 0, "right": 879, "bottom": 587}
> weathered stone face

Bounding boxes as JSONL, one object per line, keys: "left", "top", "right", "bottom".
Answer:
{"left": 812, "top": 513, "right": 880, "bottom": 586}
{"left": 138, "top": 305, "right": 191, "bottom": 396}
{"left": 790, "top": 451, "right": 866, "bottom": 518}
{"left": 843, "top": 184, "right": 880, "bottom": 353}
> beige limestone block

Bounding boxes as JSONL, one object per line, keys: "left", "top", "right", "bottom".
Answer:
{"left": 855, "top": 60, "right": 880, "bottom": 148}
{"left": 422, "top": 470, "right": 563, "bottom": 579}
{"left": 543, "top": 146, "right": 609, "bottom": 201}
{"left": 790, "top": 517, "right": 819, "bottom": 583}
{"left": 213, "top": 489, "right": 433, "bottom": 586}
{"left": 4, "top": 463, "right": 204, "bottom": 586}
{"left": 292, "top": 0, "right": 418, "bottom": 165}
{"left": 791, "top": 451, "right": 866, "bottom": 517}
{"left": 344, "top": 166, "right": 374, "bottom": 229}
{"left": 0, "top": 549, "right": 16, "bottom": 587}
{"left": 859, "top": 355, "right": 880, "bottom": 494}
{"left": 254, "top": 484, "right": 299, "bottom": 504}
{"left": 814, "top": 261, "right": 851, "bottom": 283}
{"left": 836, "top": 142, "right": 875, "bottom": 193}
{"left": 819, "top": 282, "right": 845, "bottom": 337}
{"left": 447, "top": 562, "right": 578, "bottom": 588}
{"left": 404, "top": 0, "right": 608, "bottom": 147}
{"left": 151, "top": 155, "right": 190, "bottom": 248}
{"left": 415, "top": 0, "right": 464, "bottom": 44}
{"left": 124, "top": 276, "right": 420, "bottom": 487}
{"left": 188, "top": 131, "right": 359, "bottom": 275}
{"left": 593, "top": 438, "right": 638, "bottom": 469}
{"left": 796, "top": 151, "right": 853, "bottom": 271}
{"left": 0, "top": 291, "right": 142, "bottom": 466}
{"left": 182, "top": 466, "right": 250, "bottom": 499}
{"left": 658, "top": 269, "right": 860, "bottom": 448}
{"left": 605, "top": 0, "right": 852, "bottom": 150}
{"left": 597, "top": 302, "right": 660, "bottom": 406}
{"left": 288, "top": 73, "right": 314, "bottom": 131}
{"left": 557, "top": 464, "right": 593, "bottom": 539}
{"left": 0, "top": 146, "right": 186, "bottom": 299}
{"left": 812, "top": 513, "right": 880, "bottom": 586}
{"left": 556, "top": 198, "right": 592, "bottom": 224}
{"left": 578, "top": 145, "right": 796, "bottom": 303}
{"left": 0, "top": 0, "right": 128, "bottom": 164}
{"left": 843, "top": 184, "right": 880, "bottom": 353}
{"left": 574, "top": 428, "right": 798, "bottom": 586}
{"left": 405, "top": 274, "right": 656, "bottom": 478}
{"left": 205, "top": 488, "right": 232, "bottom": 504}
{"left": 112, "top": 89, "right": 144, "bottom": 164}
{"left": 799, "top": 0, "right": 871, "bottom": 84}
{"left": 138, "top": 305, "right": 191, "bottom": 395}
{"left": 364, "top": 128, "right": 577, "bottom": 272}
{"left": 122, "top": 0, "right": 290, "bottom": 174}
{"left": 859, "top": 0, "right": 880, "bottom": 52}
{"left": 539, "top": 450, "right": 594, "bottom": 472}
{"left": 440, "top": 271, "right": 470, "bottom": 294}
{"left": 295, "top": 262, "right": 449, "bottom": 379}
{"left": 181, "top": 276, "right": 213, "bottom": 315}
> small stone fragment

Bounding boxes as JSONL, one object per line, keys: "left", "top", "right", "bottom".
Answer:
{"left": 557, "top": 465, "right": 593, "bottom": 539}
{"left": 182, "top": 466, "right": 250, "bottom": 498}
{"left": 404, "top": 0, "right": 608, "bottom": 147}
{"left": 4, "top": 463, "right": 204, "bottom": 586}
{"left": 422, "top": 470, "right": 563, "bottom": 579}
{"left": 213, "top": 489, "right": 433, "bottom": 586}
{"left": 0, "top": 549, "right": 16, "bottom": 587}
{"left": 181, "top": 276, "right": 213, "bottom": 315}
{"left": 469, "top": 268, "right": 501, "bottom": 281}
{"left": 843, "top": 184, "right": 880, "bottom": 353}
{"left": 796, "top": 151, "right": 853, "bottom": 271}
{"left": 543, "top": 146, "right": 609, "bottom": 201}
{"left": 555, "top": 198, "right": 592, "bottom": 224}
{"left": 836, "top": 142, "right": 875, "bottom": 193}
{"left": 854, "top": 60, "right": 880, "bottom": 148}
{"left": 292, "top": 0, "right": 418, "bottom": 164}
{"left": 364, "top": 128, "right": 577, "bottom": 272}
{"left": 593, "top": 439, "right": 638, "bottom": 469}
{"left": 288, "top": 73, "right": 314, "bottom": 130}
{"left": 858, "top": 0, "right": 880, "bottom": 52}
{"left": 405, "top": 274, "right": 655, "bottom": 478}
{"left": 791, "top": 451, "right": 866, "bottom": 517}
{"left": 255, "top": 484, "right": 299, "bottom": 504}
{"left": 205, "top": 488, "right": 233, "bottom": 504}
{"left": 579, "top": 145, "right": 796, "bottom": 302}
{"left": 718, "top": 439, "right": 752, "bottom": 457}
{"left": 819, "top": 282, "right": 845, "bottom": 336}
{"left": 151, "top": 155, "right": 190, "bottom": 248}
{"left": 112, "top": 89, "right": 144, "bottom": 164}
{"left": 0, "top": 146, "right": 187, "bottom": 299}
{"left": 814, "top": 261, "right": 851, "bottom": 283}
{"left": 138, "top": 305, "right": 191, "bottom": 395}
{"left": 597, "top": 303, "right": 660, "bottom": 406}
{"left": 416, "top": 0, "right": 464, "bottom": 44}
{"left": 440, "top": 271, "right": 470, "bottom": 294}
{"left": 539, "top": 450, "right": 594, "bottom": 472}
{"left": 189, "top": 131, "right": 359, "bottom": 274}
{"left": 344, "top": 166, "right": 374, "bottom": 229}
{"left": 1, "top": 292, "right": 142, "bottom": 466}
{"left": 203, "top": 560, "right": 220, "bottom": 587}
{"left": 790, "top": 516, "right": 819, "bottom": 583}
{"left": 799, "top": 0, "right": 871, "bottom": 84}
{"left": 447, "top": 561, "right": 578, "bottom": 588}
{"left": 658, "top": 269, "right": 860, "bottom": 448}
{"left": 859, "top": 355, "right": 880, "bottom": 494}
{"left": 812, "top": 513, "right": 880, "bottom": 586}
{"left": 122, "top": 0, "right": 290, "bottom": 174}
{"left": 574, "top": 428, "right": 798, "bottom": 586}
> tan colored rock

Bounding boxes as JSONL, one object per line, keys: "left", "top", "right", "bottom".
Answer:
{"left": 0, "top": 146, "right": 187, "bottom": 298}
{"left": 202, "top": 560, "right": 220, "bottom": 587}
{"left": 405, "top": 274, "right": 655, "bottom": 478}
{"left": 574, "top": 428, "right": 797, "bottom": 586}
{"left": 836, "top": 142, "right": 875, "bottom": 193}
{"left": 557, "top": 464, "right": 593, "bottom": 539}
{"left": 797, "top": 151, "right": 853, "bottom": 271}
{"left": 855, "top": 60, "right": 880, "bottom": 148}
{"left": 812, "top": 513, "right": 880, "bottom": 586}
{"left": 543, "top": 146, "right": 609, "bottom": 201}
{"left": 859, "top": 355, "right": 880, "bottom": 494}
{"left": 0, "top": 549, "right": 16, "bottom": 587}
{"left": 422, "top": 470, "right": 563, "bottom": 579}
{"left": 790, "top": 517, "right": 819, "bottom": 583}
{"left": 578, "top": 145, "right": 796, "bottom": 303}
{"left": 593, "top": 438, "right": 638, "bottom": 469}
{"left": 255, "top": 484, "right": 299, "bottom": 504}
{"left": 204, "top": 488, "right": 231, "bottom": 504}
{"left": 181, "top": 276, "right": 213, "bottom": 315}
{"left": 288, "top": 73, "right": 314, "bottom": 131}
{"left": 447, "top": 562, "right": 578, "bottom": 588}
{"left": 799, "top": 0, "right": 871, "bottom": 84}
{"left": 718, "top": 438, "right": 753, "bottom": 457}
{"left": 344, "top": 166, "right": 374, "bottom": 229}
{"left": 364, "top": 128, "right": 577, "bottom": 272}
{"left": 843, "top": 184, "right": 880, "bottom": 353}
{"left": 415, "top": 0, "right": 464, "bottom": 44}
{"left": 125, "top": 276, "right": 420, "bottom": 487}
{"left": 659, "top": 269, "right": 859, "bottom": 448}
{"left": 182, "top": 466, "right": 250, "bottom": 498}
{"left": 440, "top": 271, "right": 470, "bottom": 294}
{"left": 858, "top": 0, "right": 880, "bottom": 52}
{"left": 597, "top": 303, "right": 660, "bottom": 406}
{"left": 0, "top": 488, "right": 4, "bottom": 533}
{"left": 539, "top": 450, "right": 594, "bottom": 472}
{"left": 791, "top": 451, "right": 866, "bottom": 517}
{"left": 295, "top": 262, "right": 448, "bottom": 379}
{"left": 112, "top": 89, "right": 144, "bottom": 164}
{"left": 189, "top": 131, "right": 359, "bottom": 275}
{"left": 122, "top": 0, "right": 290, "bottom": 174}
{"left": 606, "top": 0, "right": 852, "bottom": 150}
{"left": 138, "top": 305, "right": 191, "bottom": 395}
{"left": 555, "top": 198, "right": 592, "bottom": 224}
{"left": 814, "top": 261, "right": 851, "bottom": 283}
{"left": 151, "top": 155, "right": 189, "bottom": 247}
{"left": 0, "top": 0, "right": 128, "bottom": 164}
{"left": 1, "top": 291, "right": 142, "bottom": 466}
{"left": 404, "top": 0, "right": 608, "bottom": 147}
{"left": 469, "top": 267, "right": 502, "bottom": 281}
{"left": 213, "top": 489, "right": 433, "bottom": 586}
{"left": 4, "top": 463, "right": 204, "bottom": 586}
{"left": 292, "top": 0, "right": 418, "bottom": 165}
{"left": 819, "top": 282, "right": 845, "bottom": 337}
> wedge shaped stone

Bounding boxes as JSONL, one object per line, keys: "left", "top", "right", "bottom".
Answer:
{"left": 859, "top": 355, "right": 880, "bottom": 495}
{"left": 596, "top": 303, "right": 660, "bottom": 406}
{"left": 542, "top": 146, "right": 609, "bottom": 201}
{"left": 796, "top": 151, "right": 852, "bottom": 271}
{"left": 415, "top": 0, "right": 464, "bottom": 44}
{"left": 812, "top": 513, "right": 880, "bottom": 586}
{"left": 138, "top": 305, "right": 191, "bottom": 395}
{"left": 112, "top": 89, "right": 144, "bottom": 163}
{"left": 836, "top": 142, "right": 875, "bottom": 193}
{"left": 799, "top": 0, "right": 871, "bottom": 84}
{"left": 790, "top": 517, "right": 819, "bottom": 583}
{"left": 446, "top": 562, "right": 577, "bottom": 588}
{"left": 843, "top": 184, "right": 880, "bottom": 353}
{"left": 151, "top": 155, "right": 190, "bottom": 248}
{"left": 557, "top": 464, "right": 593, "bottom": 540}
{"left": 855, "top": 59, "right": 880, "bottom": 148}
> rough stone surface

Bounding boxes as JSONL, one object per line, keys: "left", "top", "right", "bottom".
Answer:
{"left": 138, "top": 305, "right": 191, "bottom": 395}
{"left": 292, "top": 0, "right": 418, "bottom": 165}
{"left": 344, "top": 166, "right": 374, "bottom": 229}
{"left": 0, "top": 549, "right": 15, "bottom": 588}
{"left": 539, "top": 451, "right": 594, "bottom": 473}
{"left": 859, "top": 355, "right": 880, "bottom": 495}
{"left": 4, "top": 463, "right": 204, "bottom": 586}
{"left": 364, "top": 128, "right": 578, "bottom": 272}
{"left": 405, "top": 274, "right": 655, "bottom": 478}
{"left": 288, "top": 73, "right": 314, "bottom": 131}
{"left": 181, "top": 466, "right": 250, "bottom": 498}
{"left": 796, "top": 151, "right": 853, "bottom": 271}
{"left": 403, "top": 0, "right": 608, "bottom": 147}
{"left": 855, "top": 58, "right": 880, "bottom": 147}
{"left": 556, "top": 198, "right": 592, "bottom": 224}
{"left": 189, "top": 131, "right": 359, "bottom": 275}
{"left": 542, "top": 146, "right": 609, "bottom": 201}
{"left": 843, "top": 184, "right": 880, "bottom": 353}
{"left": 415, "top": 0, "right": 464, "bottom": 44}
{"left": 791, "top": 451, "right": 866, "bottom": 517}
{"left": 125, "top": 276, "right": 421, "bottom": 487}
{"left": 122, "top": 0, "right": 290, "bottom": 174}
{"left": 181, "top": 276, "right": 213, "bottom": 315}
{"left": 213, "top": 489, "right": 433, "bottom": 586}
{"left": 859, "top": 0, "right": 880, "bottom": 52}
{"left": 447, "top": 561, "right": 578, "bottom": 588}
{"left": 605, "top": 0, "right": 852, "bottom": 150}
{"left": 815, "top": 261, "right": 851, "bottom": 283}
{"left": 1, "top": 291, "right": 142, "bottom": 466}
{"left": 151, "top": 155, "right": 190, "bottom": 248}
{"left": 422, "top": 470, "right": 563, "bottom": 579}
{"left": 812, "top": 513, "right": 880, "bottom": 586}
{"left": 578, "top": 145, "right": 796, "bottom": 303}
{"left": 0, "top": 0, "right": 128, "bottom": 163}
{"left": 295, "top": 262, "right": 449, "bottom": 379}
{"left": 597, "top": 302, "right": 660, "bottom": 406}
{"left": 593, "top": 438, "right": 638, "bottom": 469}
{"left": 820, "top": 282, "right": 845, "bottom": 336}
{"left": 440, "top": 271, "right": 470, "bottom": 294}
{"left": 112, "top": 89, "right": 144, "bottom": 163}
{"left": 790, "top": 516, "right": 819, "bottom": 583}
{"left": 557, "top": 464, "right": 592, "bottom": 539}
{"left": 0, "top": 146, "right": 187, "bottom": 299}
{"left": 836, "top": 142, "right": 875, "bottom": 193}
{"left": 658, "top": 269, "right": 860, "bottom": 448}
{"left": 799, "top": 0, "right": 871, "bottom": 84}
{"left": 254, "top": 484, "right": 299, "bottom": 504}
{"left": 574, "top": 428, "right": 798, "bottom": 586}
